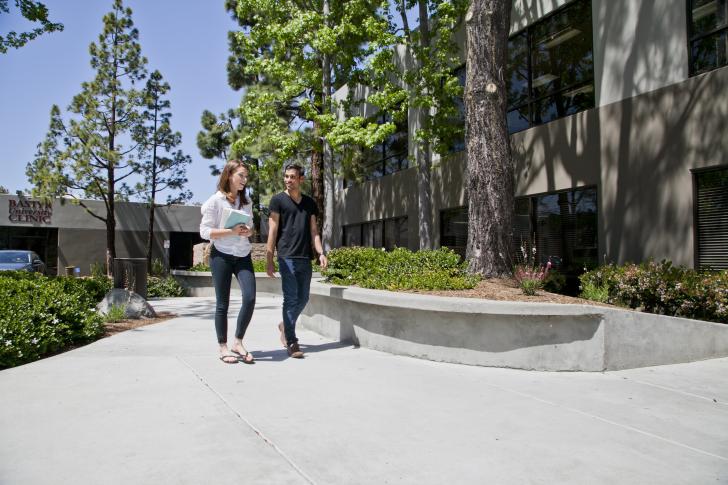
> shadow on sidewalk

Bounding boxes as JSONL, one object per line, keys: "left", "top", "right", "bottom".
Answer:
{"left": 251, "top": 340, "right": 355, "bottom": 362}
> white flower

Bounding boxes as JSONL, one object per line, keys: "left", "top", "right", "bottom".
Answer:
{"left": 4, "top": 340, "right": 11, "bottom": 347}
{"left": 31, "top": 338, "right": 39, "bottom": 345}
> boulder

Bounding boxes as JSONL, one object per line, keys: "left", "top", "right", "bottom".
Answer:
{"left": 97, "top": 288, "right": 157, "bottom": 319}
{"left": 193, "top": 242, "right": 210, "bottom": 267}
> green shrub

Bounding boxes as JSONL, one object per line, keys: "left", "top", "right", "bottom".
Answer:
{"left": 519, "top": 279, "right": 541, "bottom": 296}
{"left": 580, "top": 281, "right": 610, "bottom": 302}
{"left": 90, "top": 261, "right": 106, "bottom": 278}
{"left": 580, "top": 261, "right": 727, "bottom": 323}
{"left": 104, "top": 304, "right": 127, "bottom": 323}
{"left": 0, "top": 271, "right": 104, "bottom": 368}
{"left": 150, "top": 258, "right": 166, "bottom": 276}
{"left": 253, "top": 259, "right": 278, "bottom": 272}
{"left": 59, "top": 275, "right": 112, "bottom": 302}
{"left": 191, "top": 260, "right": 279, "bottom": 273}
{"left": 147, "top": 276, "right": 186, "bottom": 297}
{"left": 323, "top": 247, "right": 480, "bottom": 291}
{"left": 543, "top": 270, "right": 567, "bottom": 293}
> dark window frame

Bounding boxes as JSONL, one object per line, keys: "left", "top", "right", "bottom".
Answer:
{"left": 440, "top": 206, "right": 469, "bottom": 259}
{"left": 687, "top": 0, "right": 728, "bottom": 76}
{"left": 515, "top": 184, "right": 599, "bottom": 273}
{"left": 342, "top": 215, "right": 409, "bottom": 250}
{"left": 507, "top": 0, "right": 595, "bottom": 134}
{"left": 691, "top": 164, "right": 728, "bottom": 269}
{"left": 345, "top": 111, "right": 409, "bottom": 187}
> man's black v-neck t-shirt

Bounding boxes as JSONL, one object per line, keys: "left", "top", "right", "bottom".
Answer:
{"left": 269, "top": 192, "right": 318, "bottom": 258}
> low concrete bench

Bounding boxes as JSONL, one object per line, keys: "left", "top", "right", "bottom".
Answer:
{"left": 300, "top": 280, "right": 728, "bottom": 371}
{"left": 171, "top": 270, "right": 281, "bottom": 297}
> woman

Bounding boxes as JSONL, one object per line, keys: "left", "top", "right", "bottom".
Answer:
{"left": 200, "top": 160, "right": 256, "bottom": 364}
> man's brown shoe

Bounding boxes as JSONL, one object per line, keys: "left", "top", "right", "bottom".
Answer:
{"left": 287, "top": 342, "right": 304, "bottom": 358}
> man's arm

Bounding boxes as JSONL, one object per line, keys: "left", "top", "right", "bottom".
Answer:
{"left": 266, "top": 212, "right": 280, "bottom": 277}
{"left": 310, "top": 215, "right": 328, "bottom": 270}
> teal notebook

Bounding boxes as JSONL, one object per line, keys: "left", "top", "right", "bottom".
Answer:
{"left": 222, "top": 207, "right": 252, "bottom": 229}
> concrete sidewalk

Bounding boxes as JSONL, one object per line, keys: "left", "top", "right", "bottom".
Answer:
{"left": 1, "top": 296, "right": 726, "bottom": 484}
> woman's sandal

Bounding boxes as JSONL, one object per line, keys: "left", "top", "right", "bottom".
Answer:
{"left": 231, "top": 349, "right": 255, "bottom": 364}
{"left": 219, "top": 353, "right": 238, "bottom": 364}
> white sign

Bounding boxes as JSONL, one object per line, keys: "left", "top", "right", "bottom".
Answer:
{"left": 163, "top": 240, "right": 170, "bottom": 249}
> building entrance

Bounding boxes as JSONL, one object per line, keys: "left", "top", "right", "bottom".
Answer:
{"left": 0, "top": 227, "right": 59, "bottom": 275}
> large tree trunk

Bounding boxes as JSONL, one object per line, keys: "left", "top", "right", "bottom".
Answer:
{"left": 415, "top": 0, "right": 433, "bottom": 250}
{"left": 146, "top": 106, "right": 159, "bottom": 273}
{"left": 310, "top": 115, "right": 325, "bottom": 236}
{"left": 107, "top": 131, "right": 116, "bottom": 276}
{"left": 321, "top": 0, "right": 334, "bottom": 251}
{"left": 464, "top": 0, "right": 514, "bottom": 277}
{"left": 146, "top": 200, "right": 155, "bottom": 273}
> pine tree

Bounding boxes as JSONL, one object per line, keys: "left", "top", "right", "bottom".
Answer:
{"left": 26, "top": 0, "right": 147, "bottom": 274}
{"left": 134, "top": 70, "right": 192, "bottom": 272}
{"left": 464, "top": 0, "right": 514, "bottom": 276}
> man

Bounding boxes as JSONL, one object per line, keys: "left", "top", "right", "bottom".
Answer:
{"left": 266, "top": 163, "right": 328, "bottom": 358}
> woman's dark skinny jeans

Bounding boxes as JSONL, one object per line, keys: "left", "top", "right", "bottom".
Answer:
{"left": 210, "top": 245, "right": 256, "bottom": 344}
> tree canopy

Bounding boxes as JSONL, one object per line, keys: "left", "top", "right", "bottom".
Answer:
{"left": 26, "top": 0, "right": 147, "bottom": 271}
{"left": 0, "top": 0, "right": 63, "bottom": 53}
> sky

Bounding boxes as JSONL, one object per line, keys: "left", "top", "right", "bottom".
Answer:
{"left": 0, "top": 0, "right": 243, "bottom": 204}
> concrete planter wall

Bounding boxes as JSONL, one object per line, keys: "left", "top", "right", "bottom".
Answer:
{"left": 300, "top": 280, "right": 728, "bottom": 371}
{"left": 171, "top": 270, "right": 281, "bottom": 297}
{"left": 170, "top": 271, "right": 728, "bottom": 371}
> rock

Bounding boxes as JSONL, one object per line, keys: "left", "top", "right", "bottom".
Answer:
{"left": 97, "top": 288, "right": 157, "bottom": 319}
{"left": 193, "top": 242, "right": 210, "bottom": 267}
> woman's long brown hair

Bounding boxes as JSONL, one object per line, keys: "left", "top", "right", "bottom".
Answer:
{"left": 217, "top": 159, "right": 250, "bottom": 208}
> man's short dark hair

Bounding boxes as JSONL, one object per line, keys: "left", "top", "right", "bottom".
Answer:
{"left": 284, "top": 163, "right": 305, "bottom": 177}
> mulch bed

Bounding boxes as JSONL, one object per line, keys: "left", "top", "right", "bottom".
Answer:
{"left": 103, "top": 311, "right": 177, "bottom": 337}
{"left": 406, "top": 277, "right": 614, "bottom": 307}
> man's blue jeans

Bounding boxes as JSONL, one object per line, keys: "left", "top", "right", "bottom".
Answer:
{"left": 278, "top": 257, "right": 312, "bottom": 345}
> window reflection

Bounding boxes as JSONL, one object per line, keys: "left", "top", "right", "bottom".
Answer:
{"left": 360, "top": 112, "right": 409, "bottom": 181}
{"left": 689, "top": 0, "right": 728, "bottom": 75}
{"left": 343, "top": 216, "right": 408, "bottom": 250}
{"left": 448, "top": 65, "right": 467, "bottom": 153}
{"left": 519, "top": 187, "right": 598, "bottom": 273}
{"left": 506, "top": 0, "right": 595, "bottom": 134}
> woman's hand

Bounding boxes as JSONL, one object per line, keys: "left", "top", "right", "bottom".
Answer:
{"left": 231, "top": 224, "right": 253, "bottom": 237}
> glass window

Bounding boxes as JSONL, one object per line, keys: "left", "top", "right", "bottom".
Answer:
{"left": 530, "top": 187, "right": 598, "bottom": 273}
{"left": 344, "top": 216, "right": 408, "bottom": 250}
{"left": 447, "top": 65, "right": 467, "bottom": 153}
{"left": 689, "top": 0, "right": 728, "bottom": 75}
{"left": 695, "top": 167, "right": 728, "bottom": 270}
{"left": 384, "top": 216, "right": 409, "bottom": 250}
{"left": 360, "top": 112, "right": 409, "bottom": 181}
{"left": 343, "top": 224, "right": 362, "bottom": 246}
{"left": 506, "top": 0, "right": 595, "bottom": 134}
{"left": 362, "top": 220, "right": 384, "bottom": 248}
{"left": 440, "top": 207, "right": 468, "bottom": 259}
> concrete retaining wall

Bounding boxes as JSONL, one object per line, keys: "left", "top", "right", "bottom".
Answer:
{"left": 300, "top": 280, "right": 728, "bottom": 371}
{"left": 171, "top": 270, "right": 281, "bottom": 297}
{"left": 170, "top": 272, "right": 728, "bottom": 371}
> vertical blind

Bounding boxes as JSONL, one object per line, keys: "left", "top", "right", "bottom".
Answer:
{"left": 696, "top": 168, "right": 728, "bottom": 270}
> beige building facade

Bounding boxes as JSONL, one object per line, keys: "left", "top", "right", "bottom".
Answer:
{"left": 0, "top": 194, "right": 202, "bottom": 275}
{"left": 333, "top": 0, "right": 728, "bottom": 276}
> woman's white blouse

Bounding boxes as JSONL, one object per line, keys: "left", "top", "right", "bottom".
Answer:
{"left": 200, "top": 191, "right": 252, "bottom": 257}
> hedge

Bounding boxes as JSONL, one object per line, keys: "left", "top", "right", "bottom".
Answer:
{"left": 0, "top": 272, "right": 107, "bottom": 368}
{"left": 580, "top": 261, "right": 728, "bottom": 323}
{"left": 147, "top": 276, "right": 186, "bottom": 297}
{"left": 322, "top": 247, "right": 480, "bottom": 291}
{"left": 190, "top": 260, "right": 278, "bottom": 273}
